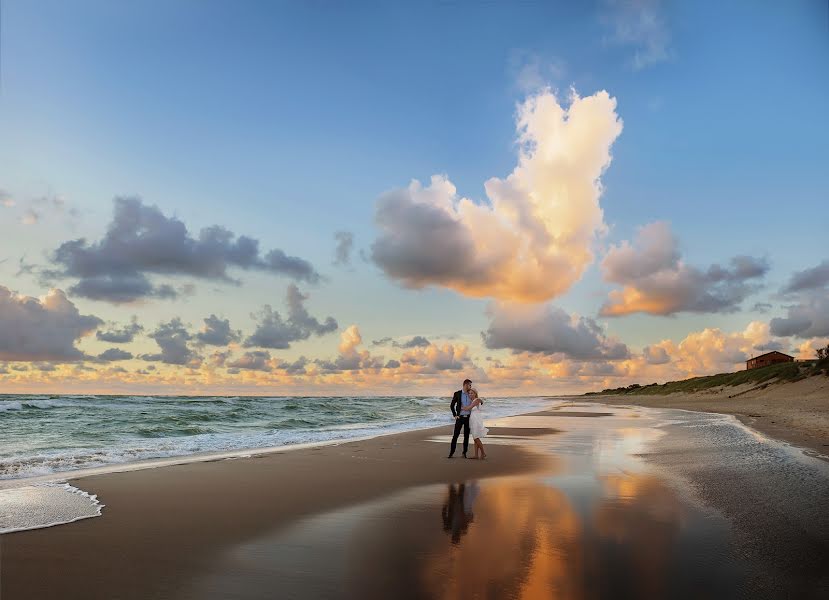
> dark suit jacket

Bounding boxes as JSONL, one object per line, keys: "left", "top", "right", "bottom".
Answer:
{"left": 450, "top": 390, "right": 464, "bottom": 418}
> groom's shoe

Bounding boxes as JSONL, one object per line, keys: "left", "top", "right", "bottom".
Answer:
{"left": 446, "top": 453, "right": 454, "bottom": 459}
{"left": 462, "top": 453, "right": 468, "bottom": 459}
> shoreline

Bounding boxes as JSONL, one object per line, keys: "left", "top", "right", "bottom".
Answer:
{"left": 1, "top": 421, "right": 552, "bottom": 599}
{"left": 581, "top": 375, "right": 829, "bottom": 461}
{"left": 2, "top": 404, "right": 828, "bottom": 598}
{"left": 0, "top": 396, "right": 555, "bottom": 490}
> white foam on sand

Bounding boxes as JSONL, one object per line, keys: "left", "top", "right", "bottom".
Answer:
{"left": 0, "top": 482, "right": 104, "bottom": 534}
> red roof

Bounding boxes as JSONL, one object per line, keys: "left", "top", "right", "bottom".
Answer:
{"left": 747, "top": 351, "right": 793, "bottom": 361}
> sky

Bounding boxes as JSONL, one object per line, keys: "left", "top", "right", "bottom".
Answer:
{"left": 1, "top": 0, "right": 827, "bottom": 396}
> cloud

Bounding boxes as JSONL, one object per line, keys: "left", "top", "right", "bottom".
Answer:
{"left": 399, "top": 342, "right": 469, "bottom": 372}
{"left": 227, "top": 350, "right": 272, "bottom": 371}
{"left": 600, "top": 0, "right": 672, "bottom": 70}
{"left": 315, "top": 325, "right": 383, "bottom": 372}
{"left": 21, "top": 208, "right": 39, "bottom": 225}
{"left": 244, "top": 285, "right": 337, "bottom": 349}
{"left": 0, "top": 286, "right": 102, "bottom": 361}
{"left": 483, "top": 303, "right": 629, "bottom": 360}
{"left": 752, "top": 302, "right": 773, "bottom": 314}
{"left": 642, "top": 344, "right": 670, "bottom": 364}
{"left": 47, "top": 197, "right": 321, "bottom": 303}
{"left": 0, "top": 190, "right": 14, "bottom": 208}
{"left": 508, "top": 50, "right": 566, "bottom": 93}
{"left": 371, "top": 89, "right": 623, "bottom": 303}
{"left": 600, "top": 222, "right": 768, "bottom": 316}
{"left": 781, "top": 259, "right": 829, "bottom": 293}
{"left": 333, "top": 231, "right": 354, "bottom": 267}
{"left": 96, "top": 317, "right": 144, "bottom": 343}
{"left": 767, "top": 260, "right": 829, "bottom": 339}
{"left": 97, "top": 348, "right": 134, "bottom": 361}
{"left": 372, "top": 335, "right": 431, "bottom": 348}
{"left": 275, "top": 356, "right": 309, "bottom": 375}
{"left": 141, "top": 318, "right": 201, "bottom": 366}
{"left": 770, "top": 291, "right": 829, "bottom": 338}
{"left": 634, "top": 321, "right": 790, "bottom": 378}
{"left": 196, "top": 314, "right": 240, "bottom": 346}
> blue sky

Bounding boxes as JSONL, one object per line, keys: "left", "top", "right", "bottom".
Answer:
{"left": 1, "top": 0, "right": 827, "bottom": 394}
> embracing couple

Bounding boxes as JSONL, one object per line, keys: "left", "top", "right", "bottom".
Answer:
{"left": 447, "top": 378, "right": 489, "bottom": 460}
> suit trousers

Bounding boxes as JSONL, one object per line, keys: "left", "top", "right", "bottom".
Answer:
{"left": 450, "top": 415, "right": 470, "bottom": 456}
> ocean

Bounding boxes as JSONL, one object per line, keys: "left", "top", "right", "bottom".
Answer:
{"left": 0, "top": 394, "right": 549, "bottom": 482}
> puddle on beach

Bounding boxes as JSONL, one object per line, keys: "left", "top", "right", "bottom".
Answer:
{"left": 186, "top": 408, "right": 748, "bottom": 599}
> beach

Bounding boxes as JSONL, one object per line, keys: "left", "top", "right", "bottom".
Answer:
{"left": 2, "top": 401, "right": 828, "bottom": 599}
{"left": 584, "top": 375, "right": 829, "bottom": 459}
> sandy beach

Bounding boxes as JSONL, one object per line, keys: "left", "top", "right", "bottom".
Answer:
{"left": 583, "top": 375, "right": 829, "bottom": 460}
{"left": 2, "top": 404, "right": 829, "bottom": 599}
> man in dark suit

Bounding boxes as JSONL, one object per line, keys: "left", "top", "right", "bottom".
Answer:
{"left": 448, "top": 378, "right": 473, "bottom": 458}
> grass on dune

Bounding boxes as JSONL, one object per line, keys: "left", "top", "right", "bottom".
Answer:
{"left": 587, "top": 360, "right": 825, "bottom": 397}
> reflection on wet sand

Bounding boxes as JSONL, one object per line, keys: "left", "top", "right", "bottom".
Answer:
{"left": 441, "top": 482, "right": 476, "bottom": 544}
{"left": 186, "top": 410, "right": 747, "bottom": 599}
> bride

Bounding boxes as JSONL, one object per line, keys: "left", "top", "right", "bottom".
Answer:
{"left": 466, "top": 389, "right": 488, "bottom": 459}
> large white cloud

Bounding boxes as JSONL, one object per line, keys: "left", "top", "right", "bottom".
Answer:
{"left": 0, "top": 286, "right": 102, "bottom": 361}
{"left": 372, "top": 89, "right": 623, "bottom": 302}
{"left": 600, "top": 222, "right": 768, "bottom": 316}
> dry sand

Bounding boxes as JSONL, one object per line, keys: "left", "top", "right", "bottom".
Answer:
{"left": 584, "top": 375, "right": 829, "bottom": 459}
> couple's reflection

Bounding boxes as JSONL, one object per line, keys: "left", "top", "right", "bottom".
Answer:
{"left": 441, "top": 481, "right": 479, "bottom": 544}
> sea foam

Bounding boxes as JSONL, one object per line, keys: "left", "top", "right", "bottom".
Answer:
{"left": 0, "top": 482, "right": 104, "bottom": 534}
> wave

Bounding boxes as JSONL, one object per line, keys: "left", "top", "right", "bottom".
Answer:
{"left": 1, "top": 395, "right": 551, "bottom": 481}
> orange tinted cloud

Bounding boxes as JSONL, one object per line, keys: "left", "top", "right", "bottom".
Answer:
{"left": 372, "top": 89, "right": 623, "bottom": 303}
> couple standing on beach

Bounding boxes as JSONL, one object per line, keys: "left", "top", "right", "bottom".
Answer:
{"left": 447, "top": 378, "right": 489, "bottom": 459}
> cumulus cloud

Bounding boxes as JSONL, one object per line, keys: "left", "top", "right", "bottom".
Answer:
{"left": 371, "top": 89, "right": 623, "bottom": 303}
{"left": 244, "top": 285, "right": 337, "bottom": 349}
{"left": 600, "top": 222, "right": 768, "bottom": 316}
{"left": 633, "top": 321, "right": 791, "bottom": 378}
{"left": 141, "top": 318, "right": 200, "bottom": 366}
{"left": 0, "top": 286, "right": 102, "bottom": 361}
{"left": 96, "top": 317, "right": 144, "bottom": 343}
{"left": 315, "top": 325, "right": 383, "bottom": 372}
{"left": 332, "top": 231, "right": 354, "bottom": 267}
{"left": 770, "top": 291, "right": 829, "bottom": 338}
{"left": 483, "top": 303, "right": 629, "bottom": 360}
{"left": 196, "top": 315, "right": 240, "bottom": 346}
{"left": 600, "top": 0, "right": 672, "bottom": 70}
{"left": 642, "top": 344, "right": 670, "bottom": 364}
{"left": 227, "top": 350, "right": 272, "bottom": 371}
{"left": 97, "top": 347, "right": 134, "bottom": 361}
{"left": 399, "top": 343, "right": 469, "bottom": 372}
{"left": 48, "top": 197, "right": 321, "bottom": 303}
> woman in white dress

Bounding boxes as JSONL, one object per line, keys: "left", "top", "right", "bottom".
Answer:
{"left": 466, "top": 389, "right": 488, "bottom": 459}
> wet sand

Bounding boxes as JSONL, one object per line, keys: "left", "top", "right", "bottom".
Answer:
{"left": 2, "top": 405, "right": 829, "bottom": 599}
{"left": 585, "top": 375, "right": 829, "bottom": 460}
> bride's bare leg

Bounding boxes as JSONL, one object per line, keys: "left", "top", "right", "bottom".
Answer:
{"left": 473, "top": 439, "right": 480, "bottom": 459}
{"left": 480, "top": 441, "right": 487, "bottom": 459}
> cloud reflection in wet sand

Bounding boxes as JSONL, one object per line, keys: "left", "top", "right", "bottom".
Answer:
{"left": 187, "top": 411, "right": 746, "bottom": 599}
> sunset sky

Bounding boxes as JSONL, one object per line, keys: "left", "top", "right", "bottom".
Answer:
{"left": 1, "top": 0, "right": 827, "bottom": 395}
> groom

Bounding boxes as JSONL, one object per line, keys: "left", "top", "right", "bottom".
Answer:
{"left": 447, "top": 378, "right": 473, "bottom": 458}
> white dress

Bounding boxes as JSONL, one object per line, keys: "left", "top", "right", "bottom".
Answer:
{"left": 469, "top": 405, "right": 488, "bottom": 439}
